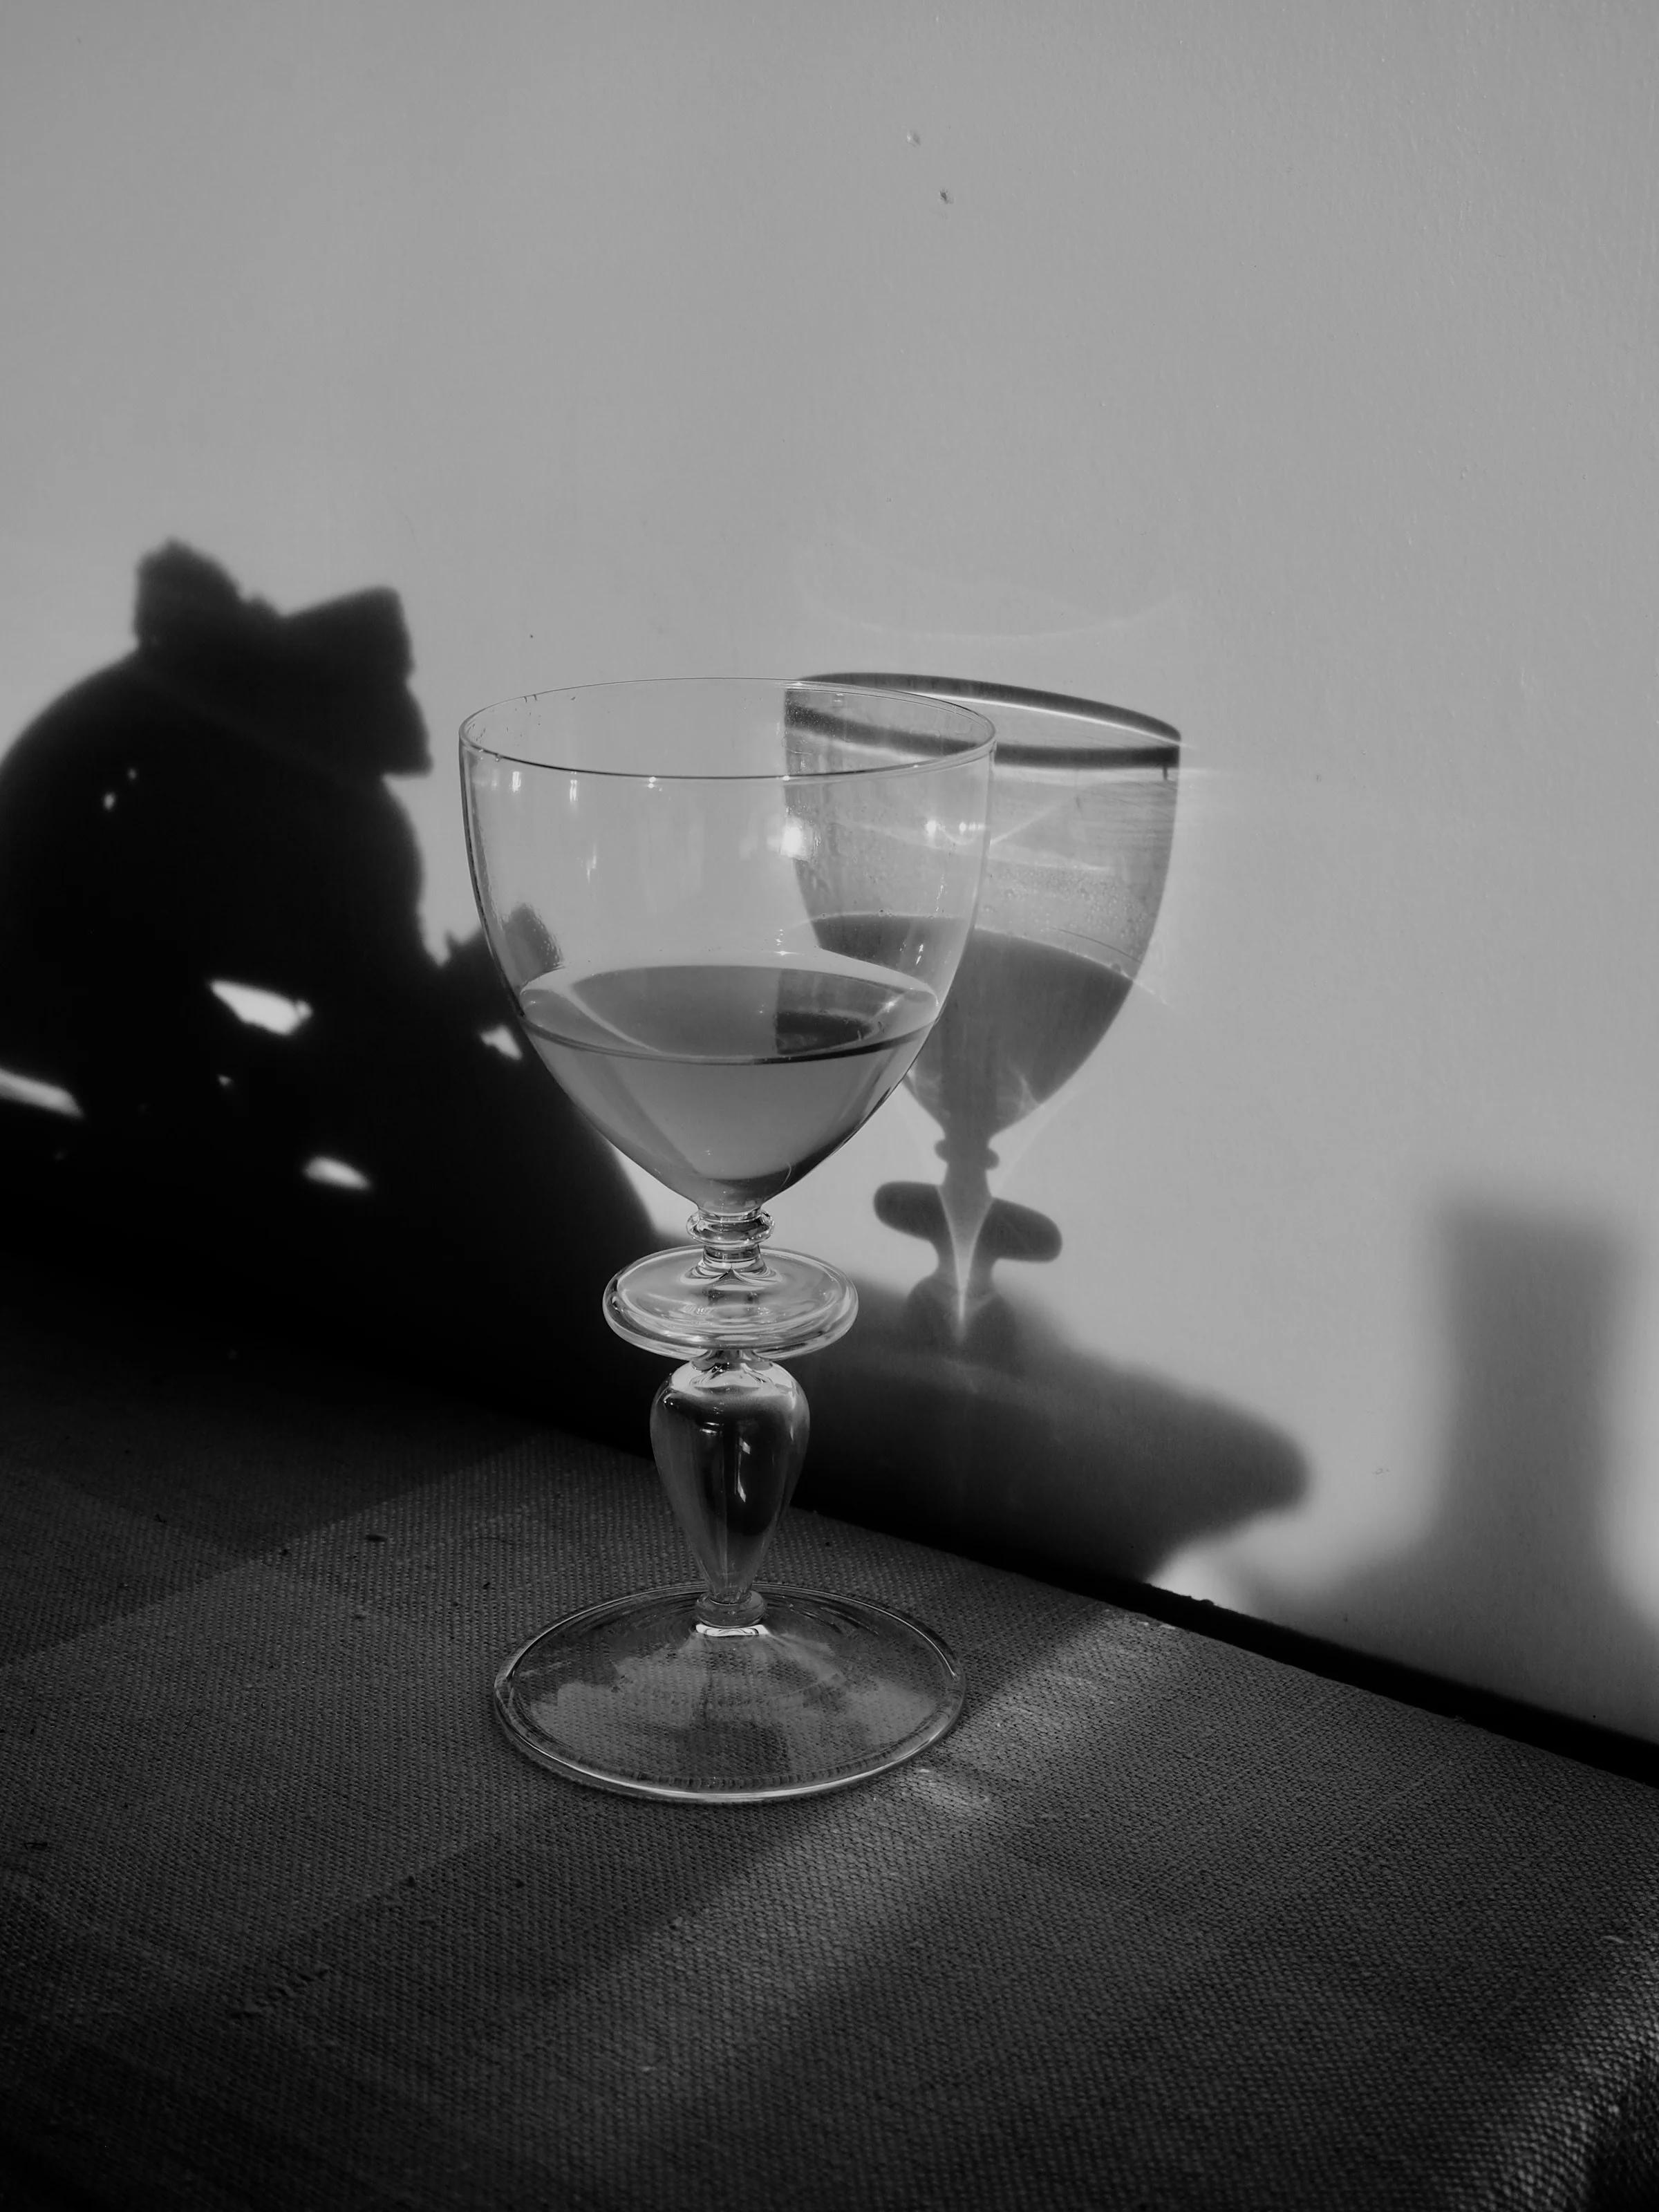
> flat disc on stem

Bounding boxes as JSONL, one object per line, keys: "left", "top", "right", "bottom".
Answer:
{"left": 604, "top": 1244, "right": 856, "bottom": 1358}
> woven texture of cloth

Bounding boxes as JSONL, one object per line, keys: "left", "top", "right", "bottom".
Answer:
{"left": 3, "top": 1266, "right": 1659, "bottom": 2211}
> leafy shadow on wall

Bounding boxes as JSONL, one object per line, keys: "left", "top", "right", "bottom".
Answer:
{"left": 0, "top": 543, "right": 659, "bottom": 1441}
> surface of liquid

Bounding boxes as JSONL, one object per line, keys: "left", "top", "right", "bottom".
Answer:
{"left": 520, "top": 955, "right": 937, "bottom": 1213}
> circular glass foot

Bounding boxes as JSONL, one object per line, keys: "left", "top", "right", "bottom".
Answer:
{"left": 493, "top": 1585, "right": 964, "bottom": 1802}
{"left": 604, "top": 1245, "right": 857, "bottom": 1358}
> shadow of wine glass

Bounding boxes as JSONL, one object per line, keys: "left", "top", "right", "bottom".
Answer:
{"left": 807, "top": 673, "right": 1178, "bottom": 1338}
{"left": 787, "top": 677, "right": 1298, "bottom": 1579}
{"left": 0, "top": 543, "right": 659, "bottom": 1440}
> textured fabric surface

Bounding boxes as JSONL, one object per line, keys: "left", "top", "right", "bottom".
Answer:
{"left": 3, "top": 1272, "right": 1659, "bottom": 2210}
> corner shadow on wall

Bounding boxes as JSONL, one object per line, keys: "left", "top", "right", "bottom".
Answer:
{"left": 0, "top": 543, "right": 659, "bottom": 1443}
{"left": 1244, "top": 1202, "right": 1656, "bottom": 1738}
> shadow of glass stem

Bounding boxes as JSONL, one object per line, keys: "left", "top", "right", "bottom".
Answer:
{"left": 874, "top": 1181, "right": 1060, "bottom": 1358}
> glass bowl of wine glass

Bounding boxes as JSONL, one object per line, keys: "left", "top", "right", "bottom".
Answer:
{"left": 460, "top": 679, "right": 994, "bottom": 1801}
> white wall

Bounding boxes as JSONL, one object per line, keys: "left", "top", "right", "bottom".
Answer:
{"left": 6, "top": 1, "right": 1659, "bottom": 1735}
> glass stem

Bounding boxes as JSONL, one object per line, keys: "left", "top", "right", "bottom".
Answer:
{"left": 688, "top": 1207, "right": 771, "bottom": 1277}
{"left": 650, "top": 1351, "right": 809, "bottom": 1632}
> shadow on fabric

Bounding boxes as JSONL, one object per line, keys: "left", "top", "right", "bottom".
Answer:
{"left": 0, "top": 543, "right": 659, "bottom": 1445}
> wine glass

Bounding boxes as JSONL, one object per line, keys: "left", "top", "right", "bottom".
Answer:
{"left": 460, "top": 679, "right": 994, "bottom": 1801}
{"left": 811, "top": 675, "right": 1178, "bottom": 1345}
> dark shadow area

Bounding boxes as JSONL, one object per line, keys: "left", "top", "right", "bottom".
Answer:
{"left": 1239, "top": 1201, "right": 1659, "bottom": 1751}
{"left": 0, "top": 544, "right": 659, "bottom": 1446}
{"left": 0, "top": 590, "right": 1302, "bottom": 1584}
{"left": 798, "top": 1276, "right": 1306, "bottom": 1583}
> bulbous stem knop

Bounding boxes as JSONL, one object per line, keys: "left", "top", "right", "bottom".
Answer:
{"left": 688, "top": 1208, "right": 772, "bottom": 1278}
{"left": 650, "top": 1350, "right": 809, "bottom": 1631}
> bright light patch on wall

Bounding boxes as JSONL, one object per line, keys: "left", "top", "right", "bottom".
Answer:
{"left": 209, "top": 981, "right": 312, "bottom": 1035}
{"left": 480, "top": 1025, "right": 523, "bottom": 1059}
{"left": 301, "top": 1155, "right": 372, "bottom": 1192}
{"left": 0, "top": 1067, "right": 82, "bottom": 1118}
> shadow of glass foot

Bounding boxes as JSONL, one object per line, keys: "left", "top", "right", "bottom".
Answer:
{"left": 0, "top": 543, "right": 657, "bottom": 1441}
{"left": 798, "top": 1277, "right": 1306, "bottom": 1585}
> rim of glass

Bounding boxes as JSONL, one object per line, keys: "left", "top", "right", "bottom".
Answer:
{"left": 458, "top": 677, "right": 996, "bottom": 782}
{"left": 807, "top": 671, "right": 1180, "bottom": 769}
